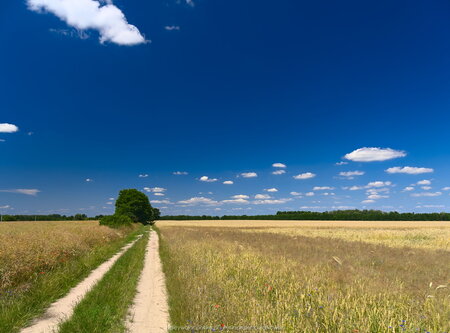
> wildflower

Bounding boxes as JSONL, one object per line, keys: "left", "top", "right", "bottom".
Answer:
{"left": 214, "top": 304, "right": 220, "bottom": 309}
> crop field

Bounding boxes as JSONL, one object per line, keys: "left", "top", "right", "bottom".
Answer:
{"left": 158, "top": 220, "right": 450, "bottom": 333}
{"left": 0, "top": 221, "right": 141, "bottom": 332}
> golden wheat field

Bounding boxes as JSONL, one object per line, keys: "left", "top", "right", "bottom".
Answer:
{"left": 158, "top": 220, "right": 450, "bottom": 333}
{"left": 0, "top": 221, "right": 135, "bottom": 292}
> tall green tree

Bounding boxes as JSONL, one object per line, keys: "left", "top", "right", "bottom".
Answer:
{"left": 115, "top": 189, "right": 154, "bottom": 224}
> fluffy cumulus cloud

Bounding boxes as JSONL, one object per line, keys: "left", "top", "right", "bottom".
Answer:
{"left": 313, "top": 186, "right": 334, "bottom": 191}
{"left": 231, "top": 194, "right": 249, "bottom": 199}
{"left": 272, "top": 163, "right": 286, "bottom": 168}
{"left": 150, "top": 199, "right": 172, "bottom": 205}
{"left": 255, "top": 194, "right": 270, "bottom": 199}
{"left": 367, "top": 181, "right": 392, "bottom": 188}
{"left": 339, "top": 171, "right": 365, "bottom": 178}
{"left": 272, "top": 170, "right": 286, "bottom": 175}
{"left": 411, "top": 192, "right": 442, "bottom": 197}
{"left": 199, "top": 176, "right": 218, "bottom": 182}
{"left": 0, "top": 189, "right": 40, "bottom": 196}
{"left": 144, "top": 187, "right": 166, "bottom": 193}
{"left": 223, "top": 180, "right": 234, "bottom": 185}
{"left": 253, "top": 198, "right": 292, "bottom": 205}
{"left": 264, "top": 188, "right": 278, "bottom": 192}
{"left": 27, "top": 0, "right": 146, "bottom": 45}
{"left": 290, "top": 191, "right": 302, "bottom": 196}
{"left": 386, "top": 166, "right": 434, "bottom": 175}
{"left": 240, "top": 172, "right": 258, "bottom": 178}
{"left": 222, "top": 198, "right": 249, "bottom": 204}
{"left": 403, "top": 186, "right": 415, "bottom": 192}
{"left": 138, "top": 174, "right": 148, "bottom": 178}
{"left": 85, "top": 178, "right": 93, "bottom": 182}
{"left": 344, "top": 147, "right": 406, "bottom": 162}
{"left": 0, "top": 123, "right": 19, "bottom": 133}
{"left": 177, "top": 197, "right": 218, "bottom": 205}
{"left": 417, "top": 180, "right": 431, "bottom": 185}
{"left": 293, "top": 172, "right": 316, "bottom": 180}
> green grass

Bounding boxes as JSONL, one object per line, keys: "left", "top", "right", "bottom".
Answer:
{"left": 58, "top": 227, "right": 150, "bottom": 333}
{"left": 0, "top": 225, "right": 144, "bottom": 333}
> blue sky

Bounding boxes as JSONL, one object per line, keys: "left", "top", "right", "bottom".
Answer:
{"left": 1, "top": 0, "right": 450, "bottom": 216}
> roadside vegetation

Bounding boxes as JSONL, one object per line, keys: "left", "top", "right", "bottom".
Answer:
{"left": 58, "top": 227, "right": 150, "bottom": 333}
{"left": 0, "top": 221, "right": 143, "bottom": 333}
{"left": 158, "top": 225, "right": 450, "bottom": 333}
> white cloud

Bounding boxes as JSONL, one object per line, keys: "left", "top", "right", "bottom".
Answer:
{"left": 362, "top": 199, "right": 375, "bottom": 204}
{"left": 418, "top": 205, "right": 445, "bottom": 208}
{"left": 255, "top": 194, "right": 271, "bottom": 199}
{"left": 165, "top": 25, "right": 180, "bottom": 31}
{"left": 150, "top": 200, "right": 172, "bottom": 204}
{"left": 27, "top": 0, "right": 147, "bottom": 45}
{"left": 411, "top": 192, "right": 442, "bottom": 197}
{"left": 339, "top": 171, "right": 365, "bottom": 178}
{"left": 264, "top": 188, "right": 278, "bottom": 192}
{"left": 272, "top": 170, "right": 286, "bottom": 175}
{"left": 367, "top": 181, "right": 392, "bottom": 188}
{"left": 199, "top": 176, "right": 218, "bottom": 182}
{"left": 0, "top": 123, "right": 19, "bottom": 133}
{"left": 305, "top": 192, "right": 314, "bottom": 197}
{"left": 386, "top": 166, "right": 434, "bottom": 174}
{"left": 173, "top": 171, "right": 188, "bottom": 175}
{"left": 344, "top": 147, "right": 406, "bottom": 162}
{"left": 0, "top": 139, "right": 5, "bottom": 142}
{"left": 223, "top": 180, "right": 234, "bottom": 185}
{"left": 0, "top": 205, "right": 10, "bottom": 209}
{"left": 232, "top": 194, "right": 249, "bottom": 199}
{"left": 367, "top": 194, "right": 388, "bottom": 200}
{"left": 417, "top": 180, "right": 431, "bottom": 185}
{"left": 138, "top": 174, "right": 149, "bottom": 178}
{"left": 85, "top": 178, "right": 93, "bottom": 182}
{"left": 300, "top": 206, "right": 324, "bottom": 209}
{"left": 0, "top": 189, "right": 40, "bottom": 196}
{"left": 421, "top": 186, "right": 432, "bottom": 190}
{"left": 272, "top": 163, "right": 286, "bottom": 168}
{"left": 322, "top": 192, "right": 335, "bottom": 196}
{"left": 290, "top": 191, "right": 302, "bottom": 196}
{"left": 222, "top": 198, "right": 249, "bottom": 204}
{"left": 177, "top": 197, "right": 218, "bottom": 205}
{"left": 442, "top": 187, "right": 450, "bottom": 191}
{"left": 241, "top": 172, "right": 257, "bottom": 178}
{"left": 335, "top": 161, "right": 348, "bottom": 165}
{"left": 313, "top": 186, "right": 334, "bottom": 191}
{"left": 403, "top": 186, "right": 415, "bottom": 191}
{"left": 143, "top": 187, "right": 166, "bottom": 193}
{"left": 106, "top": 201, "right": 114, "bottom": 205}
{"left": 293, "top": 172, "right": 316, "bottom": 180}
{"left": 253, "top": 198, "right": 292, "bottom": 205}
{"left": 186, "top": 0, "right": 195, "bottom": 7}
{"left": 109, "top": 197, "right": 115, "bottom": 200}
{"left": 154, "top": 193, "right": 165, "bottom": 196}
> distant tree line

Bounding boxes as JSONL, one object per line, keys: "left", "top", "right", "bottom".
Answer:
{"left": 0, "top": 214, "right": 101, "bottom": 222}
{"left": 159, "top": 209, "right": 450, "bottom": 221}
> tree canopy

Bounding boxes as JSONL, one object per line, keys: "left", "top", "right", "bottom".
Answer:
{"left": 115, "top": 189, "right": 154, "bottom": 224}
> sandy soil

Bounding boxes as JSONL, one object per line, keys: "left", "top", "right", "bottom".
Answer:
{"left": 126, "top": 231, "right": 169, "bottom": 333}
{"left": 21, "top": 235, "right": 142, "bottom": 333}
{"left": 158, "top": 220, "right": 450, "bottom": 228}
